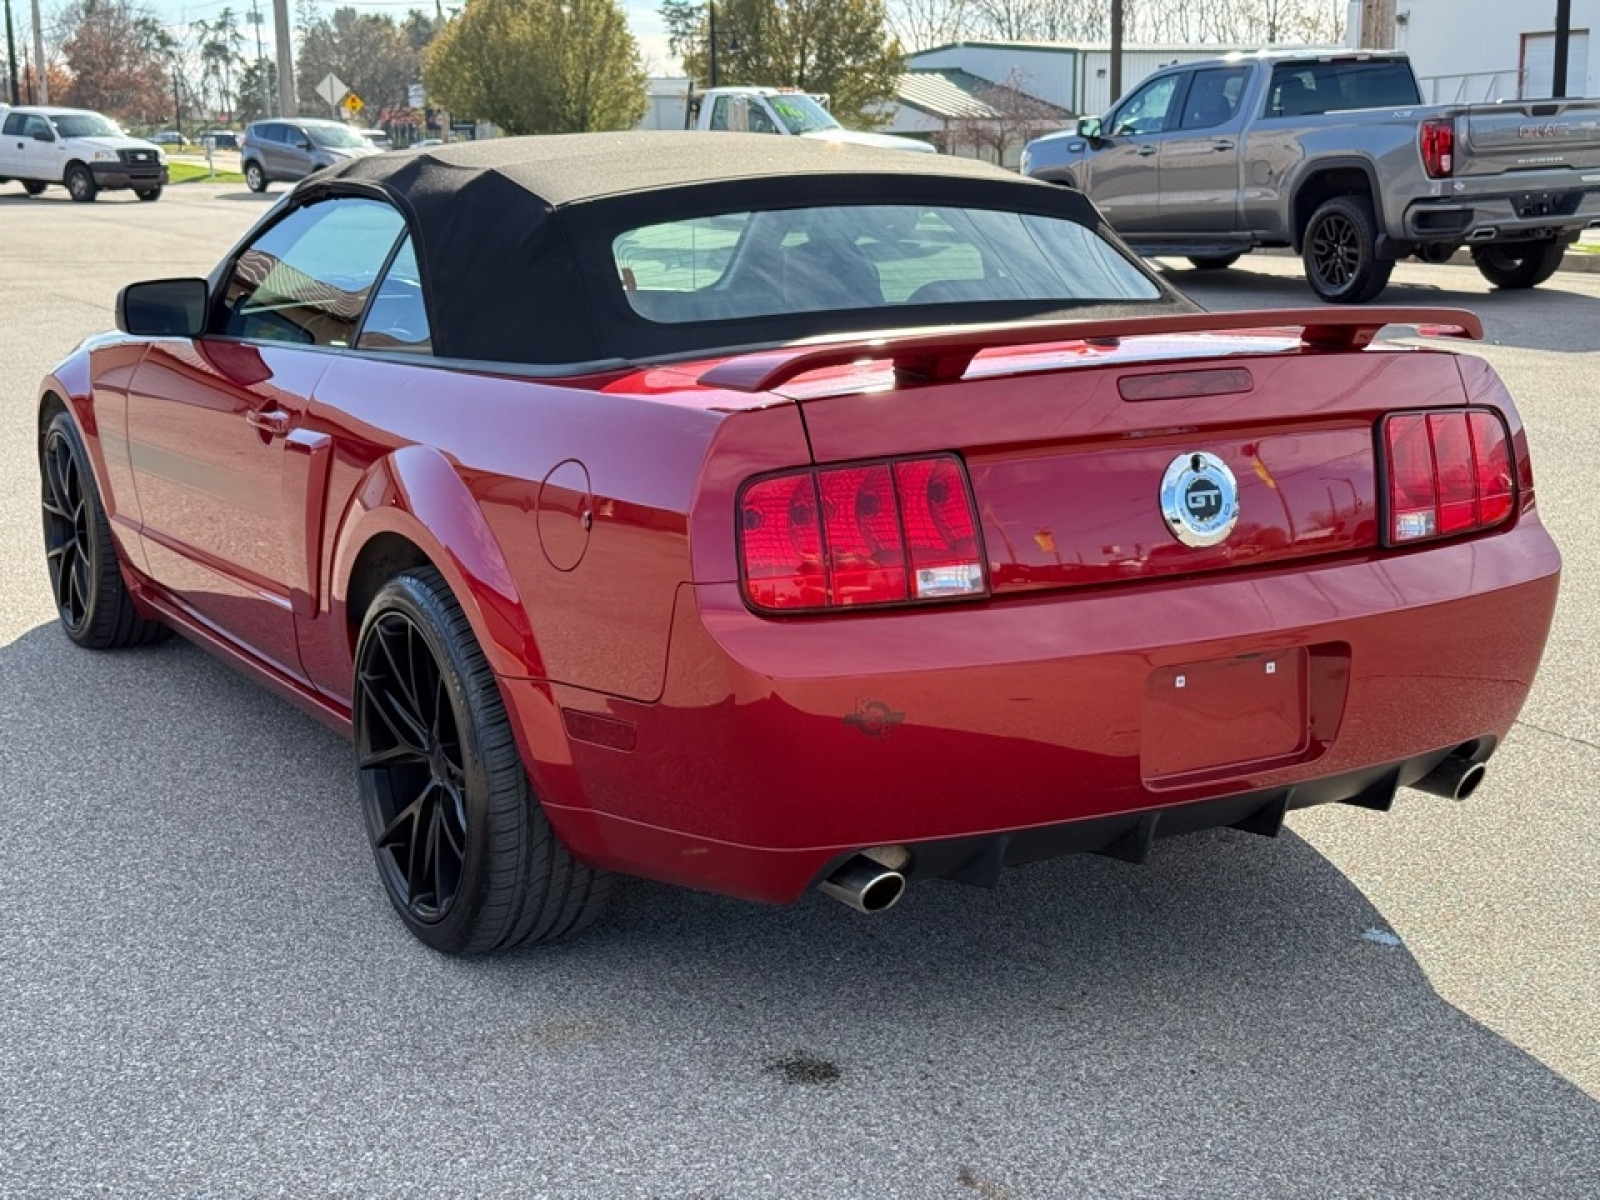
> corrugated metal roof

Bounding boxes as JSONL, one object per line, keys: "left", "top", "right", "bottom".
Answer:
{"left": 896, "top": 69, "right": 1070, "bottom": 120}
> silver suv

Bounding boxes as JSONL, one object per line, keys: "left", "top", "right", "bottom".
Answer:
{"left": 240, "top": 118, "right": 379, "bottom": 192}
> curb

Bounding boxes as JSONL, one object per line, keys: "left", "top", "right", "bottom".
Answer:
{"left": 1254, "top": 244, "right": 1600, "bottom": 276}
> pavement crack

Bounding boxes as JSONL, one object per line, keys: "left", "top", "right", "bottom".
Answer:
{"left": 1513, "top": 719, "right": 1600, "bottom": 754}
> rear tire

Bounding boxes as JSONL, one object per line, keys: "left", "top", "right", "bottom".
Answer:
{"left": 22, "top": 180, "right": 47, "bottom": 196}
{"left": 244, "top": 161, "right": 267, "bottom": 193}
{"left": 354, "top": 568, "right": 612, "bottom": 955}
{"left": 1471, "top": 242, "right": 1566, "bottom": 289}
{"left": 1302, "top": 195, "right": 1392, "bottom": 304}
{"left": 1188, "top": 254, "right": 1241, "bottom": 270}
{"left": 65, "top": 164, "right": 97, "bottom": 203}
{"left": 39, "top": 411, "right": 169, "bottom": 649}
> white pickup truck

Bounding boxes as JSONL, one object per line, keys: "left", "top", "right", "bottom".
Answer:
{"left": 0, "top": 105, "right": 169, "bottom": 202}
{"left": 644, "top": 85, "right": 936, "bottom": 154}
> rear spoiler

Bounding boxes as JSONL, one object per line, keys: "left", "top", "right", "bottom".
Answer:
{"left": 698, "top": 307, "right": 1482, "bottom": 394}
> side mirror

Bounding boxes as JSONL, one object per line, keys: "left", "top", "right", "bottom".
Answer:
{"left": 297, "top": 137, "right": 312, "bottom": 150}
{"left": 1076, "top": 116, "right": 1103, "bottom": 142}
{"left": 32, "top": 128, "right": 55, "bottom": 143}
{"left": 116, "top": 278, "right": 209, "bottom": 338}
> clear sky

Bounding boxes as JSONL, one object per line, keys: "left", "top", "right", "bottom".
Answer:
{"left": 137, "top": 0, "right": 677, "bottom": 75}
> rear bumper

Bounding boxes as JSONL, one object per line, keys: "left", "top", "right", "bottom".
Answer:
{"left": 1402, "top": 186, "right": 1600, "bottom": 242}
{"left": 511, "top": 518, "right": 1560, "bottom": 905}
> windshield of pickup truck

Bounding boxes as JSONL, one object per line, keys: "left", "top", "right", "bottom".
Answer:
{"left": 769, "top": 94, "right": 841, "bottom": 135}
{"left": 52, "top": 112, "right": 123, "bottom": 138}
{"left": 1267, "top": 59, "right": 1422, "bottom": 117}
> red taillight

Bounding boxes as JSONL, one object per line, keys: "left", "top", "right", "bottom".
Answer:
{"left": 738, "top": 455, "right": 988, "bottom": 612}
{"left": 1421, "top": 118, "right": 1455, "bottom": 178}
{"left": 1384, "top": 409, "right": 1515, "bottom": 545}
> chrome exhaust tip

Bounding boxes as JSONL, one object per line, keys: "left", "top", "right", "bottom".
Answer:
{"left": 1413, "top": 755, "right": 1487, "bottom": 801}
{"left": 818, "top": 853, "right": 907, "bottom": 914}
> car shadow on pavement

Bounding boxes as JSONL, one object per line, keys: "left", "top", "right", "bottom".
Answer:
{"left": 1168, "top": 263, "right": 1600, "bottom": 356}
{"left": 2, "top": 619, "right": 1596, "bottom": 1197}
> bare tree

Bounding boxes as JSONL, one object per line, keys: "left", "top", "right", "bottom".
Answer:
{"left": 885, "top": 0, "right": 977, "bottom": 50}
{"left": 942, "top": 67, "right": 1064, "bottom": 165}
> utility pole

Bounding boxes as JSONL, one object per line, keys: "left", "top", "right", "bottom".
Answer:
{"left": 28, "top": 0, "right": 41, "bottom": 101}
{"left": 249, "top": 0, "right": 270, "bottom": 116}
{"left": 273, "top": 0, "right": 296, "bottom": 117}
{"left": 1553, "top": 0, "right": 1572, "bottom": 97}
{"left": 708, "top": 1, "right": 718, "bottom": 89}
{"left": 1359, "top": 0, "right": 1395, "bottom": 49}
{"left": 1110, "top": 0, "right": 1124, "bottom": 102}
{"left": 3, "top": 0, "right": 19, "bottom": 105}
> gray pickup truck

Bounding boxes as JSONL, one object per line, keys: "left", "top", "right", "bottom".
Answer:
{"left": 1021, "top": 49, "right": 1600, "bottom": 302}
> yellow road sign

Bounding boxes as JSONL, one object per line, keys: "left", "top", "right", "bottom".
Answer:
{"left": 342, "top": 92, "right": 364, "bottom": 113}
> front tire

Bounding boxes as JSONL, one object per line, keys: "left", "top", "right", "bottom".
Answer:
{"left": 1471, "top": 242, "right": 1565, "bottom": 289}
{"left": 1188, "top": 254, "right": 1241, "bottom": 270}
{"left": 354, "top": 568, "right": 611, "bottom": 955}
{"left": 244, "top": 161, "right": 267, "bottom": 193}
{"left": 65, "top": 164, "right": 97, "bottom": 203}
{"left": 135, "top": 186, "right": 162, "bottom": 202}
{"left": 40, "top": 412, "right": 168, "bottom": 649}
{"left": 1302, "top": 195, "right": 1392, "bottom": 304}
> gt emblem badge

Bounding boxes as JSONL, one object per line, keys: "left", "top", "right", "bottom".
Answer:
{"left": 1161, "top": 451, "right": 1239, "bottom": 548}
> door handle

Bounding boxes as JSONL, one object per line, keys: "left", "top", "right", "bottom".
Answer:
{"left": 1136, "top": 145, "right": 1158, "bottom": 157}
{"left": 1212, "top": 140, "right": 1236, "bottom": 151}
{"left": 245, "top": 407, "right": 291, "bottom": 437}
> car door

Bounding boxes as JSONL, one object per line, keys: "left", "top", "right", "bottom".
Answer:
{"left": 3, "top": 113, "right": 59, "bottom": 180}
{"left": 125, "top": 195, "right": 407, "bottom": 680}
{"left": 0, "top": 111, "right": 28, "bottom": 175}
{"left": 1158, "top": 66, "right": 1252, "bottom": 232}
{"left": 1081, "top": 72, "right": 1184, "bottom": 233}
{"left": 256, "top": 123, "right": 286, "bottom": 177}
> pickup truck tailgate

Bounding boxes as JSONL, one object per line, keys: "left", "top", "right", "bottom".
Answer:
{"left": 1458, "top": 99, "right": 1600, "bottom": 175}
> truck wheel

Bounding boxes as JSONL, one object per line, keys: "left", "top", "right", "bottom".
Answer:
{"left": 354, "top": 568, "right": 612, "bottom": 955}
{"left": 65, "top": 164, "right": 98, "bottom": 203}
{"left": 134, "top": 186, "right": 162, "bottom": 202}
{"left": 1471, "top": 242, "right": 1565, "bottom": 289}
{"left": 1302, "top": 196, "right": 1391, "bottom": 304}
{"left": 244, "top": 161, "right": 268, "bottom": 193}
{"left": 22, "top": 180, "right": 47, "bottom": 196}
{"left": 1188, "top": 254, "right": 1241, "bottom": 270}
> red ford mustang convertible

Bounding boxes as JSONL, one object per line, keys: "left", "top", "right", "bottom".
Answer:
{"left": 38, "top": 134, "right": 1560, "bottom": 953}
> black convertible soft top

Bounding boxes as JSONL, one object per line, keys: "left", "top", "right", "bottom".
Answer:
{"left": 306, "top": 132, "right": 1191, "bottom": 367}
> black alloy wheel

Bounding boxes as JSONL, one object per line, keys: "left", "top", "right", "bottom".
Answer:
{"left": 1302, "top": 195, "right": 1392, "bottom": 304}
{"left": 39, "top": 412, "right": 167, "bottom": 649}
{"left": 358, "top": 606, "right": 470, "bottom": 926}
{"left": 354, "top": 568, "right": 611, "bottom": 954}
{"left": 65, "top": 164, "right": 97, "bottom": 203}
{"left": 41, "top": 426, "right": 94, "bottom": 636}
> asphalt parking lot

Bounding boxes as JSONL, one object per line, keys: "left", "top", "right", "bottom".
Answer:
{"left": 1, "top": 182, "right": 1597, "bottom": 1198}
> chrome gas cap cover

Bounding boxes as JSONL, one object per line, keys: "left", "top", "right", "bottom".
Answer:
{"left": 1160, "top": 451, "right": 1239, "bottom": 548}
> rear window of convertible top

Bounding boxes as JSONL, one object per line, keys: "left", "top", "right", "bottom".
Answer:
{"left": 611, "top": 204, "right": 1160, "bottom": 324}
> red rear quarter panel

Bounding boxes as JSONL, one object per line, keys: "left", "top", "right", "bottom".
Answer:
{"left": 306, "top": 356, "right": 812, "bottom": 713}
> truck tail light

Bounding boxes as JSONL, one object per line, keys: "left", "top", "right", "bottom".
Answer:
{"left": 1383, "top": 409, "right": 1514, "bottom": 544}
{"left": 1421, "top": 118, "right": 1455, "bottom": 178}
{"left": 739, "top": 454, "right": 988, "bottom": 612}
